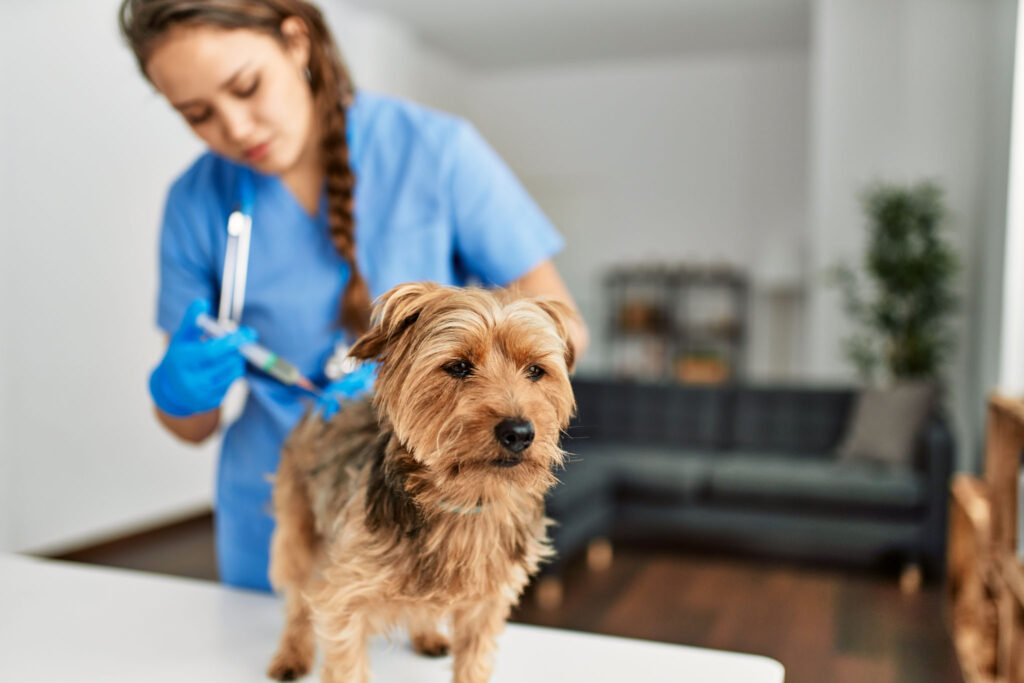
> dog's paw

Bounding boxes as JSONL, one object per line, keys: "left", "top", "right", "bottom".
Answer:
{"left": 267, "top": 653, "right": 311, "bottom": 681}
{"left": 412, "top": 632, "right": 451, "bottom": 657}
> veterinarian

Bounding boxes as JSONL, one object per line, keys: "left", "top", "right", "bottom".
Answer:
{"left": 119, "top": 0, "right": 588, "bottom": 592}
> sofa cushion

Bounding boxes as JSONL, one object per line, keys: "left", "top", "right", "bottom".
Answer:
{"left": 709, "top": 455, "right": 926, "bottom": 514}
{"left": 569, "top": 443, "right": 718, "bottom": 504}
{"left": 836, "top": 382, "right": 937, "bottom": 467}
{"left": 729, "top": 388, "right": 854, "bottom": 455}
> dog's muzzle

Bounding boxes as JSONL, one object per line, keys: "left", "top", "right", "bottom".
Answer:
{"left": 493, "top": 418, "right": 534, "bottom": 466}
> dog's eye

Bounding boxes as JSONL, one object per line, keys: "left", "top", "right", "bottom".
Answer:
{"left": 526, "top": 365, "right": 546, "bottom": 381}
{"left": 443, "top": 360, "right": 474, "bottom": 379}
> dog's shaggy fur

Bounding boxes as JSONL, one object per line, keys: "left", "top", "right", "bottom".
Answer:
{"left": 266, "top": 282, "right": 577, "bottom": 683}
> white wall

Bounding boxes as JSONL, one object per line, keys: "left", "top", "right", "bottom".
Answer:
{"left": 465, "top": 53, "right": 811, "bottom": 377}
{"left": 1001, "top": 0, "right": 1024, "bottom": 398}
{"left": 1, "top": 0, "right": 211, "bottom": 555}
{"left": 0, "top": 0, "right": 466, "bottom": 554}
{"left": 0, "top": 12, "right": 13, "bottom": 552}
{"left": 805, "top": 0, "right": 1003, "bottom": 469}
{"left": 975, "top": 0, "right": 1016, "bottom": 460}
{"left": 323, "top": 2, "right": 471, "bottom": 115}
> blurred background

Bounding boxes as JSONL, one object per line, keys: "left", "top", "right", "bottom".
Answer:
{"left": 3, "top": 1, "right": 1023, "bottom": 681}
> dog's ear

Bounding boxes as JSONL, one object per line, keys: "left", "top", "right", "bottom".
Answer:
{"left": 349, "top": 282, "right": 443, "bottom": 361}
{"left": 531, "top": 297, "right": 579, "bottom": 373}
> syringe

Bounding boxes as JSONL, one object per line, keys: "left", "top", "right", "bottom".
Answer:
{"left": 195, "top": 313, "right": 322, "bottom": 397}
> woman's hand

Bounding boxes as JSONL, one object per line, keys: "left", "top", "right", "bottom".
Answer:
{"left": 149, "top": 299, "right": 256, "bottom": 418}
{"left": 317, "top": 362, "right": 378, "bottom": 420}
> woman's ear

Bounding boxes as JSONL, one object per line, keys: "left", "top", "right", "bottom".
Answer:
{"left": 279, "top": 16, "right": 312, "bottom": 73}
{"left": 348, "top": 282, "right": 443, "bottom": 362}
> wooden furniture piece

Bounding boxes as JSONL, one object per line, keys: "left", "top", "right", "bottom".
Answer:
{"left": 0, "top": 553, "right": 786, "bottom": 682}
{"left": 949, "top": 394, "right": 1024, "bottom": 682}
{"left": 604, "top": 264, "right": 749, "bottom": 382}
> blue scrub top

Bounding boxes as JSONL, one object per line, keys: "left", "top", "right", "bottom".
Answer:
{"left": 155, "top": 91, "right": 564, "bottom": 591}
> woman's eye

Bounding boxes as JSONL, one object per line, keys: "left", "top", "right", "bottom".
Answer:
{"left": 185, "top": 110, "right": 212, "bottom": 126}
{"left": 443, "top": 360, "right": 473, "bottom": 379}
{"left": 526, "top": 365, "right": 546, "bottom": 381}
{"left": 237, "top": 77, "right": 260, "bottom": 98}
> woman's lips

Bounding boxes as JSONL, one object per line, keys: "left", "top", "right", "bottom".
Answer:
{"left": 244, "top": 141, "right": 271, "bottom": 162}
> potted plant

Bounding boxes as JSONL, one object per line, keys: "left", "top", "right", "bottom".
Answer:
{"left": 830, "top": 180, "right": 958, "bottom": 385}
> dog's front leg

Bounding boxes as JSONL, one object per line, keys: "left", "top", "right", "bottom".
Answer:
{"left": 451, "top": 600, "right": 512, "bottom": 683}
{"left": 318, "top": 609, "right": 370, "bottom": 683}
{"left": 267, "top": 588, "right": 315, "bottom": 680}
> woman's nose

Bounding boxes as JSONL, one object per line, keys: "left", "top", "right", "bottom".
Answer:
{"left": 218, "top": 103, "right": 256, "bottom": 146}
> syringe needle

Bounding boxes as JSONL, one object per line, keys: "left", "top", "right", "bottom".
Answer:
{"left": 295, "top": 377, "right": 323, "bottom": 397}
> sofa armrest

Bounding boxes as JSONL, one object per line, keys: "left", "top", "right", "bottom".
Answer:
{"left": 543, "top": 452, "right": 617, "bottom": 576}
{"left": 917, "top": 412, "right": 955, "bottom": 573}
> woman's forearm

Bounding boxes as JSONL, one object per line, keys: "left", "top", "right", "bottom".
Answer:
{"left": 154, "top": 405, "right": 222, "bottom": 444}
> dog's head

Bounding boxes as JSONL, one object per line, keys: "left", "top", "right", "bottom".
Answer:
{"left": 350, "top": 282, "right": 577, "bottom": 502}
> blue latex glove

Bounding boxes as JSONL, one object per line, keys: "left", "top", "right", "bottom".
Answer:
{"left": 317, "top": 362, "right": 378, "bottom": 419}
{"left": 149, "top": 300, "right": 257, "bottom": 417}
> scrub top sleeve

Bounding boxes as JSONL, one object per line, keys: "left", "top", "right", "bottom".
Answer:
{"left": 155, "top": 187, "right": 216, "bottom": 335}
{"left": 449, "top": 122, "right": 564, "bottom": 286}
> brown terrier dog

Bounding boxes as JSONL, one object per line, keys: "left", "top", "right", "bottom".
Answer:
{"left": 266, "top": 282, "right": 577, "bottom": 683}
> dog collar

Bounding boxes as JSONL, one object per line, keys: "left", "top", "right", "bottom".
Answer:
{"left": 436, "top": 498, "right": 487, "bottom": 515}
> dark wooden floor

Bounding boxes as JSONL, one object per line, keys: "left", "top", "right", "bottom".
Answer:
{"left": 51, "top": 511, "right": 963, "bottom": 683}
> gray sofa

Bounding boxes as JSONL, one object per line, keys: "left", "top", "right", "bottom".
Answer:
{"left": 545, "top": 377, "right": 955, "bottom": 579}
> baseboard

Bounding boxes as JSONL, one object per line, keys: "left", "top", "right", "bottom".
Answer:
{"left": 31, "top": 505, "right": 214, "bottom": 559}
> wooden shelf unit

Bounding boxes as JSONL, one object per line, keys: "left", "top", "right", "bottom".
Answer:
{"left": 603, "top": 264, "right": 749, "bottom": 383}
{"left": 950, "top": 394, "right": 1024, "bottom": 683}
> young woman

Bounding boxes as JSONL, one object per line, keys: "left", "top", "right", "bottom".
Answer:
{"left": 119, "top": 0, "right": 588, "bottom": 592}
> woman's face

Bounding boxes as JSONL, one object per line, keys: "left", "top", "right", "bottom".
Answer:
{"left": 145, "top": 20, "right": 316, "bottom": 175}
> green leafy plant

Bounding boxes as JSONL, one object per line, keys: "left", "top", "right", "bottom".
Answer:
{"left": 830, "top": 180, "right": 958, "bottom": 385}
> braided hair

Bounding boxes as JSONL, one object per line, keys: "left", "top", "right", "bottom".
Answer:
{"left": 120, "top": 0, "right": 370, "bottom": 334}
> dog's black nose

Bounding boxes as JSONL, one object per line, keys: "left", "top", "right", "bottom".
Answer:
{"left": 495, "top": 418, "right": 534, "bottom": 454}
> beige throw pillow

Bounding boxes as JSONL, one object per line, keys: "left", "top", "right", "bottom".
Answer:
{"left": 836, "top": 381, "right": 937, "bottom": 467}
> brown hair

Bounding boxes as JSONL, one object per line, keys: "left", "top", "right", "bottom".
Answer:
{"left": 119, "top": 0, "right": 370, "bottom": 334}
